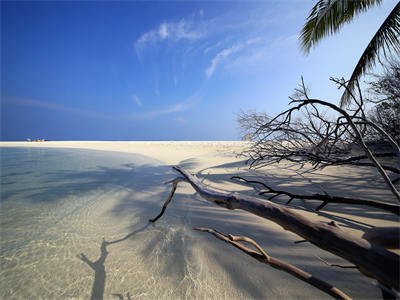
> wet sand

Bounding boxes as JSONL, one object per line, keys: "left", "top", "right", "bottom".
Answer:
{"left": 0, "top": 141, "right": 398, "bottom": 299}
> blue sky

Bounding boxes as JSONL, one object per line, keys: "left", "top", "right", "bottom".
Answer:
{"left": 1, "top": 0, "right": 397, "bottom": 141}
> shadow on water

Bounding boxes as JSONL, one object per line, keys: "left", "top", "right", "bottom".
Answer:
{"left": 100, "top": 158, "right": 397, "bottom": 299}
{"left": 202, "top": 162, "right": 400, "bottom": 224}
{"left": 1, "top": 147, "right": 196, "bottom": 298}
{"left": 3, "top": 147, "right": 398, "bottom": 299}
{"left": 77, "top": 223, "right": 151, "bottom": 300}
{"left": 77, "top": 239, "right": 108, "bottom": 300}
{"left": 111, "top": 292, "right": 132, "bottom": 300}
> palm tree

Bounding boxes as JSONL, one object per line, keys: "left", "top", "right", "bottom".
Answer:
{"left": 300, "top": 0, "right": 400, "bottom": 107}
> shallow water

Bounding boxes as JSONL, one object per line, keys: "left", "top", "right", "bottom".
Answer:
{"left": 0, "top": 147, "right": 382, "bottom": 299}
{"left": 0, "top": 147, "right": 181, "bottom": 299}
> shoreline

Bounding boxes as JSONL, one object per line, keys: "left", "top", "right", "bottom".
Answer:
{"left": 0, "top": 141, "right": 248, "bottom": 165}
{"left": 1, "top": 141, "right": 398, "bottom": 298}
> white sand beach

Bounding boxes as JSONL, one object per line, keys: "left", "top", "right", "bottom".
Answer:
{"left": 1, "top": 141, "right": 398, "bottom": 299}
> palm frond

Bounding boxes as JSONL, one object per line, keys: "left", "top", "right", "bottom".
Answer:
{"left": 341, "top": 2, "right": 400, "bottom": 107}
{"left": 300, "top": 0, "right": 383, "bottom": 53}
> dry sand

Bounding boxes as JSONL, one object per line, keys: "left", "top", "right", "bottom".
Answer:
{"left": 1, "top": 141, "right": 399, "bottom": 299}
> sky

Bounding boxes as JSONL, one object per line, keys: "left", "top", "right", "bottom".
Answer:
{"left": 1, "top": 0, "right": 398, "bottom": 141}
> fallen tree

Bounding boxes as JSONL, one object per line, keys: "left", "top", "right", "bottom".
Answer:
{"left": 230, "top": 175, "right": 400, "bottom": 215}
{"left": 150, "top": 166, "right": 400, "bottom": 296}
{"left": 149, "top": 76, "right": 399, "bottom": 298}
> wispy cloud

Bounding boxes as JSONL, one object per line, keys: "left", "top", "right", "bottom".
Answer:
{"left": 270, "top": 34, "right": 297, "bottom": 49}
{"left": 174, "top": 116, "right": 186, "bottom": 123}
{"left": 3, "top": 97, "right": 115, "bottom": 120}
{"left": 226, "top": 34, "right": 298, "bottom": 72}
{"left": 205, "top": 38, "right": 262, "bottom": 79}
{"left": 133, "top": 95, "right": 143, "bottom": 106}
{"left": 4, "top": 97, "right": 193, "bottom": 121}
{"left": 129, "top": 101, "right": 192, "bottom": 120}
{"left": 135, "top": 19, "right": 204, "bottom": 55}
{"left": 204, "top": 39, "right": 225, "bottom": 54}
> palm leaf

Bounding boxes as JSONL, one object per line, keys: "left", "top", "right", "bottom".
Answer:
{"left": 300, "top": 0, "right": 383, "bottom": 53}
{"left": 341, "top": 2, "right": 400, "bottom": 106}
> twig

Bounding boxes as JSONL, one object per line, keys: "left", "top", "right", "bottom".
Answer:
{"left": 150, "top": 166, "right": 400, "bottom": 290}
{"left": 231, "top": 176, "right": 400, "bottom": 215}
{"left": 315, "top": 255, "right": 358, "bottom": 269}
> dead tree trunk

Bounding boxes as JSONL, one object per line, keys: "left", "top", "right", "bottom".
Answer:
{"left": 152, "top": 166, "right": 400, "bottom": 292}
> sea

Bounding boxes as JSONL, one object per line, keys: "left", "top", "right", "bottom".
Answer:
{"left": 0, "top": 147, "right": 197, "bottom": 299}
{"left": 0, "top": 146, "right": 379, "bottom": 299}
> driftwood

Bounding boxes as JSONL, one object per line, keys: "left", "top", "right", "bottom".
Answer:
{"left": 194, "top": 227, "right": 351, "bottom": 300}
{"left": 362, "top": 227, "right": 400, "bottom": 249}
{"left": 151, "top": 166, "right": 400, "bottom": 292}
{"left": 231, "top": 176, "right": 400, "bottom": 215}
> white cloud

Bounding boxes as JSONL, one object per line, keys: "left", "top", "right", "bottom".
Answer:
{"left": 135, "top": 19, "right": 203, "bottom": 55}
{"left": 4, "top": 97, "right": 115, "bottom": 120}
{"left": 204, "top": 39, "right": 226, "bottom": 54}
{"left": 133, "top": 95, "right": 142, "bottom": 106}
{"left": 174, "top": 117, "right": 186, "bottom": 123}
{"left": 5, "top": 97, "right": 192, "bottom": 122}
{"left": 225, "top": 34, "right": 298, "bottom": 72}
{"left": 159, "top": 23, "right": 169, "bottom": 39}
{"left": 129, "top": 101, "right": 192, "bottom": 120}
{"left": 270, "top": 34, "right": 297, "bottom": 48}
{"left": 205, "top": 38, "right": 261, "bottom": 79}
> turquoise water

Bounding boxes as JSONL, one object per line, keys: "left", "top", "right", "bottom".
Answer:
{"left": 0, "top": 147, "right": 382, "bottom": 299}
{"left": 0, "top": 147, "right": 166, "bottom": 256}
{"left": 0, "top": 147, "right": 188, "bottom": 299}
{"left": 2, "top": 147, "right": 259, "bottom": 299}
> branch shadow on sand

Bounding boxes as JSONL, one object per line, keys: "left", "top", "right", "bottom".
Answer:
{"left": 77, "top": 223, "right": 152, "bottom": 300}
{"left": 198, "top": 160, "right": 399, "bottom": 225}
{"left": 6, "top": 147, "right": 397, "bottom": 299}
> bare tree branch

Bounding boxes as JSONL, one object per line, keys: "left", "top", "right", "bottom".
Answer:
{"left": 238, "top": 78, "right": 399, "bottom": 201}
{"left": 288, "top": 97, "right": 399, "bottom": 201}
{"left": 150, "top": 166, "right": 400, "bottom": 291}
{"left": 230, "top": 176, "right": 400, "bottom": 215}
{"left": 314, "top": 255, "right": 357, "bottom": 269}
